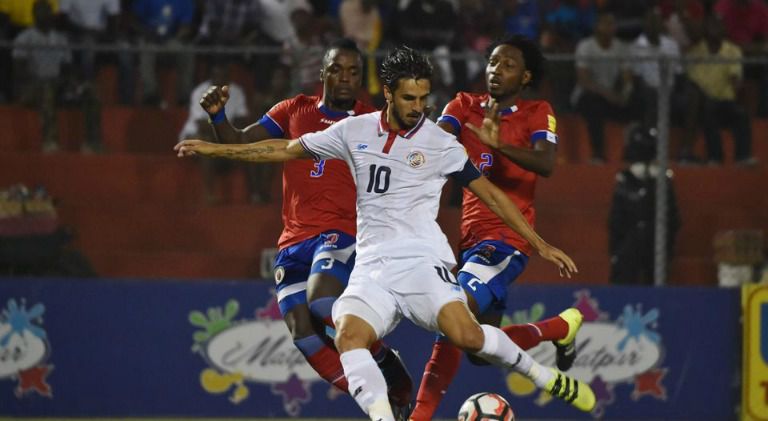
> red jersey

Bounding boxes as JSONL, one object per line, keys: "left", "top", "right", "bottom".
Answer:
{"left": 258, "top": 95, "right": 376, "bottom": 249}
{"left": 439, "top": 92, "right": 558, "bottom": 256}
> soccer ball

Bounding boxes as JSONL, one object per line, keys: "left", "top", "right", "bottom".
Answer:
{"left": 457, "top": 392, "right": 515, "bottom": 421}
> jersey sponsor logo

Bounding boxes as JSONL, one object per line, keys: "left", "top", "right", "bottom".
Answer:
{"left": 356, "top": 143, "right": 368, "bottom": 150}
{"left": 407, "top": 151, "right": 426, "bottom": 168}
{"left": 547, "top": 115, "right": 557, "bottom": 132}
{"left": 320, "top": 118, "right": 337, "bottom": 126}
{"left": 274, "top": 266, "right": 285, "bottom": 284}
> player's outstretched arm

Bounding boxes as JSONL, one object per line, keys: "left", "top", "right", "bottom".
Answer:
{"left": 467, "top": 176, "right": 578, "bottom": 277}
{"left": 465, "top": 98, "right": 556, "bottom": 177}
{"left": 200, "top": 85, "right": 274, "bottom": 144}
{"left": 174, "top": 138, "right": 310, "bottom": 162}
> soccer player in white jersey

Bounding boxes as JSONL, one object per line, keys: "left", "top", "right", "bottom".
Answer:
{"left": 175, "top": 46, "right": 596, "bottom": 420}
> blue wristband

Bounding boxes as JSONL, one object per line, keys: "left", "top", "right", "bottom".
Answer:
{"left": 210, "top": 107, "right": 226, "bottom": 124}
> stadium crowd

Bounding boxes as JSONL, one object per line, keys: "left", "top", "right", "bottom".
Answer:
{"left": 1, "top": 0, "right": 765, "bottom": 166}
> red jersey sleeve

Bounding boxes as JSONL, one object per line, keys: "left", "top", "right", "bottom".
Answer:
{"left": 438, "top": 93, "right": 470, "bottom": 135}
{"left": 528, "top": 101, "right": 558, "bottom": 145}
{"left": 258, "top": 97, "right": 298, "bottom": 138}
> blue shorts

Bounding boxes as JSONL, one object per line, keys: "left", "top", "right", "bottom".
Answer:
{"left": 273, "top": 231, "right": 356, "bottom": 316}
{"left": 457, "top": 240, "right": 528, "bottom": 316}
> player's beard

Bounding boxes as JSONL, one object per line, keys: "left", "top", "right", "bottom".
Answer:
{"left": 394, "top": 109, "right": 422, "bottom": 129}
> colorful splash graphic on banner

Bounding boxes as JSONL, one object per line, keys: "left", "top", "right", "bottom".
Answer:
{"left": 503, "top": 289, "right": 666, "bottom": 418}
{"left": 0, "top": 298, "right": 53, "bottom": 398}
{"left": 190, "top": 292, "right": 325, "bottom": 416}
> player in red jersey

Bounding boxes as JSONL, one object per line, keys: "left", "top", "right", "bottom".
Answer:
{"left": 196, "top": 39, "right": 413, "bottom": 418}
{"left": 410, "top": 35, "right": 583, "bottom": 421}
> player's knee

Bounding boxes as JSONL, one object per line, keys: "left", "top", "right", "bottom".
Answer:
{"left": 283, "top": 309, "right": 316, "bottom": 339}
{"left": 451, "top": 326, "right": 485, "bottom": 354}
{"left": 334, "top": 317, "right": 376, "bottom": 353}
{"left": 333, "top": 325, "right": 356, "bottom": 352}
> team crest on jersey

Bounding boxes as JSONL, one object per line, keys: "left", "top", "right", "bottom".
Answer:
{"left": 407, "top": 151, "right": 426, "bottom": 168}
{"left": 480, "top": 244, "right": 496, "bottom": 260}
{"left": 274, "top": 266, "right": 285, "bottom": 284}
{"left": 324, "top": 233, "right": 339, "bottom": 246}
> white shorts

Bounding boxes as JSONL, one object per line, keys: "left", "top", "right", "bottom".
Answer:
{"left": 331, "top": 255, "right": 467, "bottom": 338}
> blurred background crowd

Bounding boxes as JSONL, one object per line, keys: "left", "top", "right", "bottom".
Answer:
{"left": 1, "top": 0, "right": 766, "bottom": 286}
{"left": 2, "top": 0, "right": 766, "bottom": 162}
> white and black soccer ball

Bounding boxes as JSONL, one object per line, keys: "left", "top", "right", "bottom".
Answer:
{"left": 457, "top": 392, "right": 515, "bottom": 421}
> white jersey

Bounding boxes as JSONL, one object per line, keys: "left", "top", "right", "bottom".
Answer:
{"left": 299, "top": 111, "right": 472, "bottom": 267}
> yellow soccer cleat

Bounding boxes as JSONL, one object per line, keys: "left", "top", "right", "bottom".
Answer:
{"left": 545, "top": 368, "right": 596, "bottom": 412}
{"left": 554, "top": 308, "right": 583, "bottom": 371}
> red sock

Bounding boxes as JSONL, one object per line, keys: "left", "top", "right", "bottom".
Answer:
{"left": 411, "top": 341, "right": 462, "bottom": 421}
{"left": 304, "top": 345, "right": 349, "bottom": 393}
{"left": 502, "top": 315, "right": 569, "bottom": 350}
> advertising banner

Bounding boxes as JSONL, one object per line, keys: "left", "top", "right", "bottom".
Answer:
{"left": 743, "top": 284, "right": 768, "bottom": 421}
{"left": 0, "top": 278, "right": 739, "bottom": 419}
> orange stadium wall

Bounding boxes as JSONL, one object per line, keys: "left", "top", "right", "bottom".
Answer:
{"left": 1, "top": 104, "right": 767, "bottom": 284}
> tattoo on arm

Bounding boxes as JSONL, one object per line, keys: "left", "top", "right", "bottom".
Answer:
{"left": 216, "top": 144, "right": 277, "bottom": 161}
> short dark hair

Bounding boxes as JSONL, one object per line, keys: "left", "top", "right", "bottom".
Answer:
{"left": 323, "top": 38, "right": 363, "bottom": 67}
{"left": 380, "top": 45, "right": 433, "bottom": 90}
{"left": 487, "top": 34, "right": 546, "bottom": 88}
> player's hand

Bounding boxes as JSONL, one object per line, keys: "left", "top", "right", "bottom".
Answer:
{"left": 174, "top": 139, "right": 212, "bottom": 157}
{"left": 466, "top": 98, "right": 500, "bottom": 149}
{"left": 538, "top": 244, "right": 578, "bottom": 278}
{"left": 199, "top": 85, "right": 230, "bottom": 115}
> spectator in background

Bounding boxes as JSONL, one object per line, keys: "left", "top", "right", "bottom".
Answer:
{"left": 339, "top": 0, "right": 383, "bottom": 95}
{"left": 1, "top": 0, "right": 58, "bottom": 33}
{"left": 13, "top": 0, "right": 101, "bottom": 153}
{"left": 0, "top": 0, "right": 60, "bottom": 103}
{"left": 178, "top": 62, "right": 259, "bottom": 204}
{"left": 503, "top": 0, "right": 540, "bottom": 42}
{"left": 387, "top": 0, "right": 462, "bottom": 92}
{"left": 57, "top": 0, "right": 135, "bottom": 105}
{"left": 571, "top": 11, "right": 635, "bottom": 164}
{"left": 543, "top": 0, "right": 595, "bottom": 47}
{"left": 454, "top": 0, "right": 503, "bottom": 92}
{"left": 658, "top": 0, "right": 705, "bottom": 52}
{"left": 195, "top": 0, "right": 266, "bottom": 87}
{"left": 539, "top": 0, "right": 595, "bottom": 112}
{"left": 609, "top": 125, "right": 680, "bottom": 285}
{"left": 0, "top": 7, "right": 12, "bottom": 102}
{"left": 129, "top": 0, "right": 195, "bottom": 106}
{"left": 281, "top": 3, "right": 330, "bottom": 95}
{"left": 602, "top": 0, "right": 646, "bottom": 41}
{"left": 630, "top": 9, "right": 684, "bottom": 129}
{"left": 686, "top": 15, "right": 758, "bottom": 166}
{"left": 259, "top": 0, "right": 312, "bottom": 46}
{"left": 196, "top": 0, "right": 263, "bottom": 47}
{"left": 714, "top": 0, "right": 768, "bottom": 117}
{"left": 255, "top": 0, "right": 314, "bottom": 91}
{"left": 339, "top": 0, "right": 380, "bottom": 52}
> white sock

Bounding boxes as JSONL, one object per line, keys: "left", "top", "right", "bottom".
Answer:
{"left": 339, "top": 349, "right": 395, "bottom": 421}
{"left": 475, "top": 324, "right": 554, "bottom": 388}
